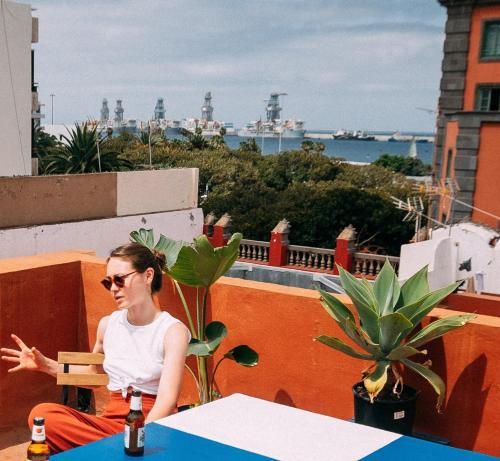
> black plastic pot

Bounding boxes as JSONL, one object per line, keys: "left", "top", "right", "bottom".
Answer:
{"left": 353, "top": 382, "right": 419, "bottom": 435}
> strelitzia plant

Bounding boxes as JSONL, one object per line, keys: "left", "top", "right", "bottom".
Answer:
{"left": 315, "top": 261, "right": 476, "bottom": 411}
{"left": 130, "top": 229, "right": 258, "bottom": 405}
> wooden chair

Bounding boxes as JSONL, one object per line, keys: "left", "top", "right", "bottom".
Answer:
{"left": 57, "top": 352, "right": 108, "bottom": 406}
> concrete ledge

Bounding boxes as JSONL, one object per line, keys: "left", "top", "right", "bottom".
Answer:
{"left": 0, "top": 169, "right": 199, "bottom": 229}
{"left": 116, "top": 169, "right": 198, "bottom": 216}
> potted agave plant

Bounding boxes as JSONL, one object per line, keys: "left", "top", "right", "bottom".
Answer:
{"left": 315, "top": 261, "right": 476, "bottom": 435}
{"left": 130, "top": 229, "right": 258, "bottom": 405}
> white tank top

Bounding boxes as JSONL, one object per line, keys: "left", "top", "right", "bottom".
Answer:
{"left": 103, "top": 310, "right": 187, "bottom": 397}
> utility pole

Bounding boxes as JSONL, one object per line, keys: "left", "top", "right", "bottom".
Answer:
{"left": 50, "top": 93, "right": 55, "bottom": 124}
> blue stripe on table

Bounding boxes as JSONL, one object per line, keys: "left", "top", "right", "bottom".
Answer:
{"left": 52, "top": 422, "right": 277, "bottom": 460}
{"left": 360, "top": 436, "right": 498, "bottom": 461}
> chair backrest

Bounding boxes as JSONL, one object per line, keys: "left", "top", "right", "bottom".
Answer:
{"left": 57, "top": 352, "right": 109, "bottom": 386}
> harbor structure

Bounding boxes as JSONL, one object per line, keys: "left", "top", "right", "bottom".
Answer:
{"left": 0, "top": 1, "right": 39, "bottom": 176}
{"left": 238, "top": 93, "right": 305, "bottom": 138}
{"left": 432, "top": 0, "right": 500, "bottom": 229}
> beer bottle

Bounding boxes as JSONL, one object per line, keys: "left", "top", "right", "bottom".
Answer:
{"left": 27, "top": 416, "right": 50, "bottom": 460}
{"left": 124, "top": 390, "right": 145, "bottom": 456}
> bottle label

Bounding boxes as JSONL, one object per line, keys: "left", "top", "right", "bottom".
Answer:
{"left": 130, "top": 395, "right": 142, "bottom": 411}
{"left": 31, "top": 425, "right": 46, "bottom": 442}
{"left": 124, "top": 425, "right": 145, "bottom": 449}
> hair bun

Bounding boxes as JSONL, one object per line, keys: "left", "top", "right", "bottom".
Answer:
{"left": 151, "top": 249, "right": 166, "bottom": 270}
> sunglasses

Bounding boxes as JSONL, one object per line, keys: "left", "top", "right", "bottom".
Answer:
{"left": 101, "top": 271, "right": 138, "bottom": 291}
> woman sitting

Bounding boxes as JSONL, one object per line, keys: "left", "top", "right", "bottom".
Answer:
{"left": 1, "top": 242, "right": 190, "bottom": 453}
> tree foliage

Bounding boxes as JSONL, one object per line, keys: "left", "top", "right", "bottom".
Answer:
{"left": 40, "top": 124, "right": 132, "bottom": 174}
{"left": 373, "top": 154, "right": 431, "bottom": 176}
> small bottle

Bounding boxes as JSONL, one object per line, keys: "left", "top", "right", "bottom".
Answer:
{"left": 27, "top": 416, "right": 50, "bottom": 460}
{"left": 124, "top": 390, "right": 145, "bottom": 456}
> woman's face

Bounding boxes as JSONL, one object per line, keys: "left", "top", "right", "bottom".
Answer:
{"left": 106, "top": 257, "right": 153, "bottom": 309}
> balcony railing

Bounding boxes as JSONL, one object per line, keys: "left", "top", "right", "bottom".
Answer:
{"left": 352, "top": 252, "right": 400, "bottom": 277}
{"left": 287, "top": 245, "right": 335, "bottom": 271}
{"left": 239, "top": 239, "right": 270, "bottom": 263}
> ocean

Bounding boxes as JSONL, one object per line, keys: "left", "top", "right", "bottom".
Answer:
{"left": 222, "top": 132, "right": 434, "bottom": 165}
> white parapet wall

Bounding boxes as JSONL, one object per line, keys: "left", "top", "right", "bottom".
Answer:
{"left": 0, "top": 208, "right": 204, "bottom": 259}
{"left": 0, "top": 1, "right": 32, "bottom": 176}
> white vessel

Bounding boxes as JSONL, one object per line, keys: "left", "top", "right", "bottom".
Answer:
{"left": 238, "top": 93, "right": 305, "bottom": 138}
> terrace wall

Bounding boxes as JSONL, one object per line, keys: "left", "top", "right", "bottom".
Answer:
{"left": 0, "top": 252, "right": 499, "bottom": 456}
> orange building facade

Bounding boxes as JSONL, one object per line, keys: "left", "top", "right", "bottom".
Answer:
{"left": 434, "top": 0, "right": 500, "bottom": 229}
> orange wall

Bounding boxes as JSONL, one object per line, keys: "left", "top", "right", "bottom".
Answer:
{"left": 444, "top": 292, "right": 500, "bottom": 317}
{"left": 1, "top": 253, "right": 500, "bottom": 456}
{"left": 438, "top": 120, "right": 458, "bottom": 222}
{"left": 472, "top": 123, "right": 500, "bottom": 228}
{"left": 463, "top": 5, "right": 500, "bottom": 111}
{"left": 0, "top": 253, "right": 87, "bottom": 430}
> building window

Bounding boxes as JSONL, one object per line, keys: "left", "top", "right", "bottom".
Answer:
{"left": 481, "top": 20, "right": 500, "bottom": 59}
{"left": 445, "top": 149, "right": 454, "bottom": 178}
{"left": 476, "top": 86, "right": 500, "bottom": 111}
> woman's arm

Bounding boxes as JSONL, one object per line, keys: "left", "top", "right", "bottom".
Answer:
{"left": 0, "top": 316, "right": 108, "bottom": 378}
{"left": 145, "top": 322, "right": 190, "bottom": 423}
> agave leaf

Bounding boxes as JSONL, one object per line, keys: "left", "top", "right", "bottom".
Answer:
{"left": 315, "top": 335, "right": 374, "bottom": 360}
{"left": 373, "top": 260, "right": 400, "bottom": 315}
{"left": 319, "top": 289, "right": 355, "bottom": 323}
{"left": 386, "top": 345, "right": 426, "bottom": 361}
{"left": 169, "top": 233, "right": 242, "bottom": 288}
{"left": 397, "top": 281, "right": 461, "bottom": 327}
{"left": 396, "top": 265, "right": 429, "bottom": 309}
{"left": 338, "top": 265, "right": 376, "bottom": 312}
{"left": 363, "top": 360, "right": 390, "bottom": 402}
{"left": 187, "top": 321, "right": 228, "bottom": 357}
{"left": 344, "top": 318, "right": 382, "bottom": 357}
{"left": 406, "top": 314, "right": 476, "bottom": 349}
{"left": 378, "top": 313, "right": 413, "bottom": 353}
{"left": 223, "top": 345, "right": 259, "bottom": 367}
{"left": 337, "top": 267, "right": 380, "bottom": 343}
{"left": 401, "top": 358, "right": 446, "bottom": 412}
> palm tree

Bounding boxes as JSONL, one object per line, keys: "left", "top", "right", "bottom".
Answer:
{"left": 41, "top": 123, "right": 132, "bottom": 174}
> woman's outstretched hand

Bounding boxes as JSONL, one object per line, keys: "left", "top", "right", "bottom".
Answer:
{"left": 0, "top": 334, "right": 47, "bottom": 373}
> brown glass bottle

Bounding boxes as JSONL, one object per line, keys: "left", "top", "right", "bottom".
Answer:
{"left": 124, "top": 390, "right": 145, "bottom": 456}
{"left": 27, "top": 416, "right": 50, "bottom": 460}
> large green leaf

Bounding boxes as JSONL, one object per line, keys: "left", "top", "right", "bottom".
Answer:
{"left": 169, "top": 233, "right": 242, "bottom": 288}
{"left": 224, "top": 345, "right": 259, "bottom": 367}
{"left": 378, "top": 313, "right": 413, "bottom": 353}
{"left": 363, "top": 360, "right": 390, "bottom": 402}
{"left": 314, "top": 335, "right": 374, "bottom": 360}
{"left": 154, "top": 234, "right": 187, "bottom": 270}
{"left": 397, "top": 281, "right": 461, "bottom": 327}
{"left": 401, "top": 358, "right": 446, "bottom": 411}
{"left": 319, "top": 290, "right": 355, "bottom": 323}
{"left": 130, "top": 228, "right": 155, "bottom": 249}
{"left": 187, "top": 321, "right": 228, "bottom": 357}
{"left": 373, "top": 259, "right": 400, "bottom": 316}
{"left": 406, "top": 314, "right": 476, "bottom": 349}
{"left": 396, "top": 265, "right": 429, "bottom": 309}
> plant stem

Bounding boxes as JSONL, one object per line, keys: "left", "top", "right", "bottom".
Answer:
{"left": 210, "top": 356, "right": 226, "bottom": 399}
{"left": 173, "top": 281, "right": 196, "bottom": 338}
{"left": 198, "top": 356, "right": 209, "bottom": 404}
{"left": 196, "top": 287, "right": 201, "bottom": 339}
{"left": 184, "top": 363, "right": 200, "bottom": 395}
{"left": 200, "top": 287, "right": 209, "bottom": 340}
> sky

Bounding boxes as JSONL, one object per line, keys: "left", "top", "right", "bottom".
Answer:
{"left": 32, "top": 0, "right": 447, "bottom": 132}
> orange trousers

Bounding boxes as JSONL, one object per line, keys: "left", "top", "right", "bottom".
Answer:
{"left": 28, "top": 392, "right": 156, "bottom": 454}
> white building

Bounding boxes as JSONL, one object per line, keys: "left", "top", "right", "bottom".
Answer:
{"left": 0, "top": 1, "right": 37, "bottom": 176}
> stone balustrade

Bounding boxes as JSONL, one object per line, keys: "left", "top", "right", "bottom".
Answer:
{"left": 239, "top": 239, "right": 270, "bottom": 263}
